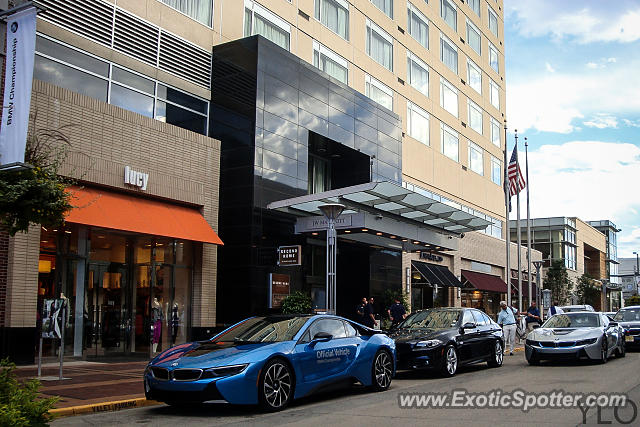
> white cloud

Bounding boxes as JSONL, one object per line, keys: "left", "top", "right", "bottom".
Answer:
{"left": 511, "top": 141, "right": 640, "bottom": 257}
{"left": 583, "top": 114, "right": 618, "bottom": 129}
{"left": 586, "top": 62, "right": 600, "bottom": 69}
{"left": 607, "top": 57, "right": 617, "bottom": 63}
{"left": 506, "top": 1, "right": 640, "bottom": 44}
{"left": 545, "top": 62, "right": 556, "bottom": 72}
{"left": 623, "top": 119, "right": 640, "bottom": 128}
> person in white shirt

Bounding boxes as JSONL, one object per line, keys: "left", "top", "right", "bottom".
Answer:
{"left": 547, "top": 301, "right": 564, "bottom": 318}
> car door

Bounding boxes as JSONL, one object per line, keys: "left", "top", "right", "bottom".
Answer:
{"left": 601, "top": 314, "right": 618, "bottom": 355}
{"left": 471, "top": 310, "right": 493, "bottom": 358}
{"left": 456, "top": 310, "right": 480, "bottom": 362}
{"left": 292, "top": 318, "right": 357, "bottom": 383}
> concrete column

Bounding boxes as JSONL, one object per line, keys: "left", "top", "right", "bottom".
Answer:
{"left": 73, "top": 228, "right": 87, "bottom": 357}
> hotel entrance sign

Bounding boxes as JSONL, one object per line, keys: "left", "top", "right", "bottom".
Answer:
{"left": 268, "top": 273, "right": 290, "bottom": 308}
{"left": 278, "top": 245, "right": 301, "bottom": 266}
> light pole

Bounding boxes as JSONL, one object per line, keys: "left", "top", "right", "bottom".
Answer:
{"left": 533, "top": 260, "right": 544, "bottom": 320}
{"left": 601, "top": 279, "right": 609, "bottom": 312}
{"left": 634, "top": 251, "right": 639, "bottom": 296}
{"left": 319, "top": 203, "right": 344, "bottom": 315}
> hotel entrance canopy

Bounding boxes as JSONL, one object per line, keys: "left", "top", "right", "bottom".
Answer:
{"left": 267, "top": 181, "right": 491, "bottom": 252}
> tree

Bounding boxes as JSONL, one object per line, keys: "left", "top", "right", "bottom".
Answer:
{"left": 575, "top": 274, "right": 600, "bottom": 307}
{"left": 626, "top": 295, "right": 640, "bottom": 306}
{"left": 0, "top": 125, "right": 74, "bottom": 236}
{"left": 281, "top": 291, "right": 312, "bottom": 314}
{"left": 543, "top": 260, "right": 572, "bottom": 305}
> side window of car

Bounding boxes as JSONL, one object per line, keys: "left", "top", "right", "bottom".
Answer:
{"left": 344, "top": 321, "right": 358, "bottom": 337}
{"left": 307, "top": 319, "right": 347, "bottom": 340}
{"left": 462, "top": 310, "right": 475, "bottom": 326}
{"left": 481, "top": 312, "right": 493, "bottom": 325}
{"left": 471, "top": 310, "right": 486, "bottom": 326}
{"left": 601, "top": 314, "right": 609, "bottom": 328}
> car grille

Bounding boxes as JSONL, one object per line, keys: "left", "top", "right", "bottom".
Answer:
{"left": 537, "top": 341, "right": 575, "bottom": 348}
{"left": 150, "top": 367, "right": 169, "bottom": 380}
{"left": 173, "top": 369, "right": 203, "bottom": 381}
{"left": 627, "top": 329, "right": 640, "bottom": 336}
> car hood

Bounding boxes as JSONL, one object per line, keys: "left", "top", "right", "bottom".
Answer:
{"left": 150, "top": 340, "right": 293, "bottom": 369}
{"left": 528, "top": 327, "right": 602, "bottom": 342}
{"left": 617, "top": 321, "right": 640, "bottom": 329}
{"left": 391, "top": 328, "right": 451, "bottom": 343}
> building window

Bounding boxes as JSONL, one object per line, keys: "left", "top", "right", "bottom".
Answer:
{"left": 489, "top": 42, "right": 499, "bottom": 73}
{"left": 440, "top": 0, "right": 457, "bottom": 31}
{"left": 308, "top": 155, "right": 331, "bottom": 193}
{"left": 365, "top": 74, "right": 393, "bottom": 111}
{"left": 34, "top": 35, "right": 208, "bottom": 135}
{"left": 565, "top": 244, "right": 576, "bottom": 270}
{"left": 407, "top": 101, "right": 429, "bottom": 145}
{"left": 491, "top": 155, "right": 501, "bottom": 185}
{"left": 466, "top": 61, "right": 481, "bottom": 95}
{"left": 366, "top": 19, "right": 393, "bottom": 71}
{"left": 490, "top": 117, "right": 501, "bottom": 147}
{"left": 159, "top": 0, "right": 213, "bottom": 26}
{"left": 440, "top": 33, "right": 458, "bottom": 74}
{"left": 244, "top": 0, "right": 291, "bottom": 51}
{"left": 488, "top": 6, "right": 498, "bottom": 37}
{"left": 468, "top": 141, "right": 483, "bottom": 175}
{"left": 440, "top": 77, "right": 458, "bottom": 117}
{"left": 407, "top": 2, "right": 429, "bottom": 49}
{"left": 490, "top": 79, "right": 500, "bottom": 109}
{"left": 466, "top": 20, "right": 481, "bottom": 56}
{"left": 313, "top": 41, "right": 348, "bottom": 84}
{"left": 372, "top": 0, "right": 393, "bottom": 18}
{"left": 314, "top": 0, "right": 349, "bottom": 40}
{"left": 440, "top": 122, "right": 459, "bottom": 162}
{"left": 468, "top": 99, "right": 482, "bottom": 134}
{"left": 407, "top": 51, "right": 429, "bottom": 96}
{"left": 468, "top": 0, "right": 480, "bottom": 16}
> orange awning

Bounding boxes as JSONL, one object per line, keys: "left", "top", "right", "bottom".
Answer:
{"left": 64, "top": 186, "right": 223, "bottom": 245}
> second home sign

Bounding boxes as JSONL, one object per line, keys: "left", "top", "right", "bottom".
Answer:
{"left": 278, "top": 245, "right": 301, "bottom": 266}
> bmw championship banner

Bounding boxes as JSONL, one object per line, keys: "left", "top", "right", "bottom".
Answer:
{"left": 0, "top": 6, "right": 37, "bottom": 167}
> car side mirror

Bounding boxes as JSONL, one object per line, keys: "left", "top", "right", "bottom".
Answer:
{"left": 459, "top": 322, "right": 475, "bottom": 333}
{"left": 310, "top": 332, "right": 333, "bottom": 345}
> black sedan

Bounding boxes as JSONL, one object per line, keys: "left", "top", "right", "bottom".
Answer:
{"left": 613, "top": 306, "right": 640, "bottom": 348}
{"left": 390, "top": 308, "right": 504, "bottom": 377}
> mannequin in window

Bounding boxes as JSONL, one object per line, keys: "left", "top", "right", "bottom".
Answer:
{"left": 151, "top": 298, "right": 163, "bottom": 353}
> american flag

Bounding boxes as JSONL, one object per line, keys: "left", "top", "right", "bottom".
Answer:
{"left": 507, "top": 145, "right": 526, "bottom": 196}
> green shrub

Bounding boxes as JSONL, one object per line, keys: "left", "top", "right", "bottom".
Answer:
{"left": 626, "top": 295, "right": 640, "bottom": 306}
{"left": 281, "top": 291, "right": 312, "bottom": 314}
{"left": 0, "top": 359, "right": 58, "bottom": 426}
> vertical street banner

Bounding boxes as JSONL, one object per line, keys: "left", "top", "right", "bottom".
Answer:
{"left": 41, "top": 298, "right": 67, "bottom": 339}
{"left": 0, "top": 6, "right": 37, "bottom": 166}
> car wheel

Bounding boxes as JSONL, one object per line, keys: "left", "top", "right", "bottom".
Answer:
{"left": 598, "top": 337, "right": 608, "bottom": 364}
{"left": 441, "top": 345, "right": 458, "bottom": 377}
{"left": 527, "top": 351, "right": 540, "bottom": 366}
{"left": 616, "top": 340, "right": 626, "bottom": 358}
{"left": 487, "top": 340, "right": 503, "bottom": 368}
{"left": 370, "top": 349, "right": 393, "bottom": 391}
{"left": 258, "top": 358, "right": 294, "bottom": 411}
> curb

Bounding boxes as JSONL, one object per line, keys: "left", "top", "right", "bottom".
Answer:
{"left": 50, "top": 398, "right": 161, "bottom": 418}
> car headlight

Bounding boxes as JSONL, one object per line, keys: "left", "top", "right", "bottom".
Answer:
{"left": 577, "top": 338, "right": 597, "bottom": 346}
{"left": 415, "top": 339, "right": 443, "bottom": 348}
{"left": 200, "top": 364, "right": 248, "bottom": 379}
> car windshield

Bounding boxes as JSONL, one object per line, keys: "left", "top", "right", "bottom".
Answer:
{"left": 398, "top": 309, "right": 460, "bottom": 330}
{"left": 214, "top": 316, "right": 309, "bottom": 343}
{"left": 614, "top": 308, "right": 640, "bottom": 322}
{"left": 543, "top": 313, "right": 600, "bottom": 328}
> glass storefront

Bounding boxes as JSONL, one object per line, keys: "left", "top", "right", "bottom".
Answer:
{"left": 37, "top": 225, "right": 193, "bottom": 359}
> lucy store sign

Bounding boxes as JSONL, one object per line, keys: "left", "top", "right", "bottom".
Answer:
{"left": 124, "top": 166, "right": 149, "bottom": 190}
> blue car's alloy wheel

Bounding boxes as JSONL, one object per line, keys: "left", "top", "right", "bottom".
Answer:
{"left": 371, "top": 350, "right": 393, "bottom": 391}
{"left": 259, "top": 359, "right": 293, "bottom": 411}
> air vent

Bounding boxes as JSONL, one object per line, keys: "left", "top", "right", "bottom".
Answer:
{"left": 40, "top": 0, "right": 114, "bottom": 46}
{"left": 159, "top": 31, "right": 211, "bottom": 88}
{"left": 114, "top": 9, "right": 159, "bottom": 66}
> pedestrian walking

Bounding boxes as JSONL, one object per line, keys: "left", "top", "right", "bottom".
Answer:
{"left": 498, "top": 301, "right": 520, "bottom": 355}
{"left": 356, "top": 297, "right": 367, "bottom": 323}
{"left": 387, "top": 298, "right": 406, "bottom": 327}
{"left": 547, "top": 301, "right": 564, "bottom": 318}
{"left": 525, "top": 301, "right": 542, "bottom": 332}
{"left": 364, "top": 297, "right": 376, "bottom": 328}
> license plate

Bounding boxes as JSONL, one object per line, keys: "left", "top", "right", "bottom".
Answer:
{"left": 625, "top": 335, "right": 635, "bottom": 342}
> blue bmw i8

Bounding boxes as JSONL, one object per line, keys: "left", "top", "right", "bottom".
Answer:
{"left": 144, "top": 314, "right": 395, "bottom": 411}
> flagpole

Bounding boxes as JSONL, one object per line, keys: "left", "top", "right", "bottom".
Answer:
{"left": 515, "top": 131, "right": 523, "bottom": 312}
{"left": 525, "top": 137, "right": 532, "bottom": 307}
{"left": 504, "top": 120, "right": 511, "bottom": 309}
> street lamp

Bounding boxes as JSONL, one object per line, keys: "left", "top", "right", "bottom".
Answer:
{"left": 319, "top": 203, "right": 345, "bottom": 315}
{"left": 601, "top": 279, "right": 609, "bottom": 312}
{"left": 634, "top": 251, "right": 639, "bottom": 296}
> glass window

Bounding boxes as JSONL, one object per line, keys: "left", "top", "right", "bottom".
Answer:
{"left": 307, "top": 319, "right": 347, "bottom": 339}
{"left": 490, "top": 79, "right": 500, "bottom": 109}
{"left": 472, "top": 310, "right": 487, "bottom": 325}
{"left": 366, "top": 19, "right": 393, "bottom": 71}
{"left": 216, "top": 316, "right": 310, "bottom": 343}
{"left": 244, "top": 0, "right": 291, "bottom": 51}
{"left": 157, "top": 84, "right": 208, "bottom": 114}
{"left": 440, "top": 122, "right": 459, "bottom": 161}
{"left": 467, "top": 59, "right": 481, "bottom": 94}
{"left": 441, "top": 0, "right": 457, "bottom": 31}
{"left": 468, "top": 0, "right": 480, "bottom": 16}
{"left": 488, "top": 6, "right": 498, "bottom": 37}
{"left": 468, "top": 99, "right": 482, "bottom": 134}
{"left": 314, "top": 0, "right": 349, "bottom": 40}
{"left": 491, "top": 155, "right": 501, "bottom": 185}
{"left": 313, "top": 41, "right": 348, "bottom": 84}
{"left": 110, "top": 83, "right": 154, "bottom": 118}
{"left": 490, "top": 117, "right": 501, "bottom": 147}
{"left": 407, "top": 3, "right": 429, "bottom": 49}
{"left": 468, "top": 141, "right": 483, "bottom": 175}
{"left": 489, "top": 43, "right": 499, "bottom": 73}
{"left": 467, "top": 20, "right": 481, "bottom": 56}
{"left": 407, "top": 51, "right": 429, "bottom": 96}
{"left": 112, "top": 66, "right": 155, "bottom": 94}
{"left": 344, "top": 321, "right": 358, "bottom": 337}
{"left": 159, "top": 0, "right": 213, "bottom": 26}
{"left": 156, "top": 101, "right": 207, "bottom": 135}
{"left": 34, "top": 55, "right": 108, "bottom": 102}
{"left": 365, "top": 74, "right": 393, "bottom": 111}
{"left": 440, "top": 77, "right": 458, "bottom": 117}
{"left": 407, "top": 101, "right": 429, "bottom": 145}
{"left": 36, "top": 35, "right": 109, "bottom": 77}
{"left": 372, "top": 0, "right": 393, "bottom": 18}
{"left": 462, "top": 309, "right": 475, "bottom": 325}
{"left": 440, "top": 34, "right": 457, "bottom": 74}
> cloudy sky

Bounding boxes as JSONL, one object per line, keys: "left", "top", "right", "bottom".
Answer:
{"left": 504, "top": 0, "right": 640, "bottom": 259}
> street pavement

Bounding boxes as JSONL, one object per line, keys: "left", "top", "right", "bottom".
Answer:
{"left": 53, "top": 351, "right": 640, "bottom": 426}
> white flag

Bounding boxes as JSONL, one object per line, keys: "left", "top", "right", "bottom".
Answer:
{"left": 0, "top": 6, "right": 37, "bottom": 166}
